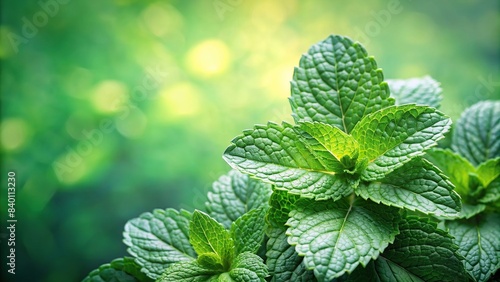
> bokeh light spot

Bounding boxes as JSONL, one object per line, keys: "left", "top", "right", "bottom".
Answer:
{"left": 186, "top": 39, "right": 231, "bottom": 77}
{"left": 1, "top": 118, "right": 30, "bottom": 151}
{"left": 156, "top": 82, "right": 202, "bottom": 120}
{"left": 116, "top": 107, "right": 148, "bottom": 138}
{"left": 90, "top": 80, "right": 129, "bottom": 114}
{"left": 141, "top": 2, "right": 184, "bottom": 37}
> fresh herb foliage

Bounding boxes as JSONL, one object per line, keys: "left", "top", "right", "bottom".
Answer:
{"left": 83, "top": 35, "right": 499, "bottom": 282}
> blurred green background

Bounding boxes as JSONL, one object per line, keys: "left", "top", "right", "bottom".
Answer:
{"left": 0, "top": 0, "right": 498, "bottom": 281}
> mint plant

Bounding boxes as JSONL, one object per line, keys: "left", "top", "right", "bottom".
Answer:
{"left": 83, "top": 35, "right": 499, "bottom": 282}
{"left": 425, "top": 101, "right": 500, "bottom": 282}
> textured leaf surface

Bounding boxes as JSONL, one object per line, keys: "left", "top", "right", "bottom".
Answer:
{"left": 123, "top": 209, "right": 196, "bottom": 279}
{"left": 425, "top": 148, "right": 475, "bottom": 197}
{"left": 356, "top": 157, "right": 461, "bottom": 217}
{"left": 452, "top": 101, "right": 500, "bottom": 166}
{"left": 83, "top": 257, "right": 153, "bottom": 282}
{"left": 206, "top": 170, "right": 272, "bottom": 229}
{"left": 286, "top": 197, "right": 400, "bottom": 280}
{"left": 351, "top": 105, "right": 451, "bottom": 180}
{"left": 446, "top": 213, "right": 500, "bottom": 282}
{"left": 230, "top": 208, "right": 266, "bottom": 255}
{"left": 344, "top": 217, "right": 466, "bottom": 282}
{"left": 290, "top": 35, "right": 394, "bottom": 133}
{"left": 476, "top": 158, "right": 500, "bottom": 188}
{"left": 157, "top": 261, "right": 216, "bottom": 282}
{"left": 299, "top": 121, "right": 359, "bottom": 167}
{"left": 190, "top": 210, "right": 233, "bottom": 268}
{"left": 230, "top": 252, "right": 268, "bottom": 281}
{"left": 224, "top": 122, "right": 353, "bottom": 200}
{"left": 266, "top": 228, "right": 317, "bottom": 282}
{"left": 387, "top": 76, "right": 442, "bottom": 108}
{"left": 266, "top": 190, "right": 317, "bottom": 281}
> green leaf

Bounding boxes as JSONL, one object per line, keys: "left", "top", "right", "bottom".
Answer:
{"left": 458, "top": 203, "right": 487, "bottom": 219}
{"left": 344, "top": 217, "right": 467, "bottom": 282}
{"left": 266, "top": 227, "right": 317, "bottom": 282}
{"left": 446, "top": 213, "right": 500, "bottom": 282}
{"left": 286, "top": 197, "right": 400, "bottom": 280}
{"left": 452, "top": 101, "right": 500, "bottom": 166}
{"left": 290, "top": 35, "right": 394, "bottom": 133}
{"left": 197, "top": 253, "right": 225, "bottom": 271}
{"left": 230, "top": 208, "right": 266, "bottom": 255}
{"left": 351, "top": 104, "right": 451, "bottom": 180}
{"left": 190, "top": 210, "right": 233, "bottom": 268}
{"left": 266, "top": 190, "right": 317, "bottom": 281}
{"left": 299, "top": 121, "right": 359, "bottom": 166}
{"left": 82, "top": 257, "right": 154, "bottom": 282}
{"left": 425, "top": 148, "right": 475, "bottom": 197}
{"left": 206, "top": 170, "right": 272, "bottom": 229}
{"left": 479, "top": 177, "right": 500, "bottom": 204}
{"left": 123, "top": 209, "right": 196, "bottom": 279}
{"left": 230, "top": 252, "right": 268, "bottom": 281}
{"left": 224, "top": 122, "right": 354, "bottom": 200}
{"left": 356, "top": 157, "right": 461, "bottom": 217}
{"left": 267, "top": 189, "right": 302, "bottom": 228}
{"left": 476, "top": 158, "right": 500, "bottom": 189}
{"left": 387, "top": 76, "right": 442, "bottom": 108}
{"left": 157, "top": 261, "right": 217, "bottom": 282}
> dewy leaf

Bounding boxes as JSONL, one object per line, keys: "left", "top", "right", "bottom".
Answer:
{"left": 230, "top": 208, "right": 266, "bottom": 255}
{"left": 157, "top": 261, "right": 217, "bottom": 282}
{"left": 83, "top": 257, "right": 154, "bottom": 282}
{"left": 452, "top": 101, "right": 500, "bottom": 166}
{"left": 286, "top": 197, "right": 400, "bottom": 280}
{"left": 425, "top": 148, "right": 475, "bottom": 197}
{"left": 387, "top": 76, "right": 442, "bottom": 108}
{"left": 345, "top": 216, "right": 467, "bottom": 282}
{"left": 351, "top": 104, "right": 451, "bottom": 180}
{"left": 356, "top": 157, "right": 461, "bottom": 217}
{"left": 123, "top": 209, "right": 196, "bottom": 279}
{"left": 446, "top": 213, "right": 500, "bottom": 282}
{"left": 190, "top": 210, "right": 233, "bottom": 268}
{"left": 206, "top": 170, "right": 272, "bottom": 229}
{"left": 224, "top": 122, "right": 354, "bottom": 200}
{"left": 290, "top": 35, "right": 394, "bottom": 133}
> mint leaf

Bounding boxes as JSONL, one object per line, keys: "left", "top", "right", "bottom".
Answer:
{"left": 479, "top": 177, "right": 500, "bottom": 205}
{"left": 206, "top": 170, "right": 272, "bottom": 229}
{"left": 230, "top": 252, "right": 268, "bottom": 281}
{"left": 299, "top": 121, "right": 359, "bottom": 172}
{"left": 224, "top": 122, "right": 353, "bottom": 200}
{"left": 452, "top": 101, "right": 500, "bottom": 166}
{"left": 459, "top": 203, "right": 487, "bottom": 219}
{"left": 290, "top": 35, "right": 394, "bottom": 133}
{"left": 351, "top": 104, "right": 451, "bottom": 180}
{"left": 425, "top": 148, "right": 475, "bottom": 197}
{"left": 190, "top": 210, "right": 233, "bottom": 268}
{"left": 446, "top": 213, "right": 500, "bottom": 282}
{"left": 230, "top": 208, "right": 266, "bottom": 255}
{"left": 286, "top": 197, "right": 400, "bottom": 280}
{"left": 266, "top": 228, "right": 317, "bottom": 282}
{"left": 356, "top": 157, "right": 461, "bottom": 217}
{"left": 83, "top": 257, "right": 154, "bottom": 282}
{"left": 476, "top": 158, "right": 500, "bottom": 189}
{"left": 157, "top": 261, "right": 217, "bottom": 282}
{"left": 267, "top": 189, "right": 302, "bottom": 228}
{"left": 387, "top": 76, "right": 442, "bottom": 108}
{"left": 266, "top": 190, "right": 316, "bottom": 281}
{"left": 345, "top": 217, "right": 467, "bottom": 282}
{"left": 123, "top": 209, "right": 196, "bottom": 279}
